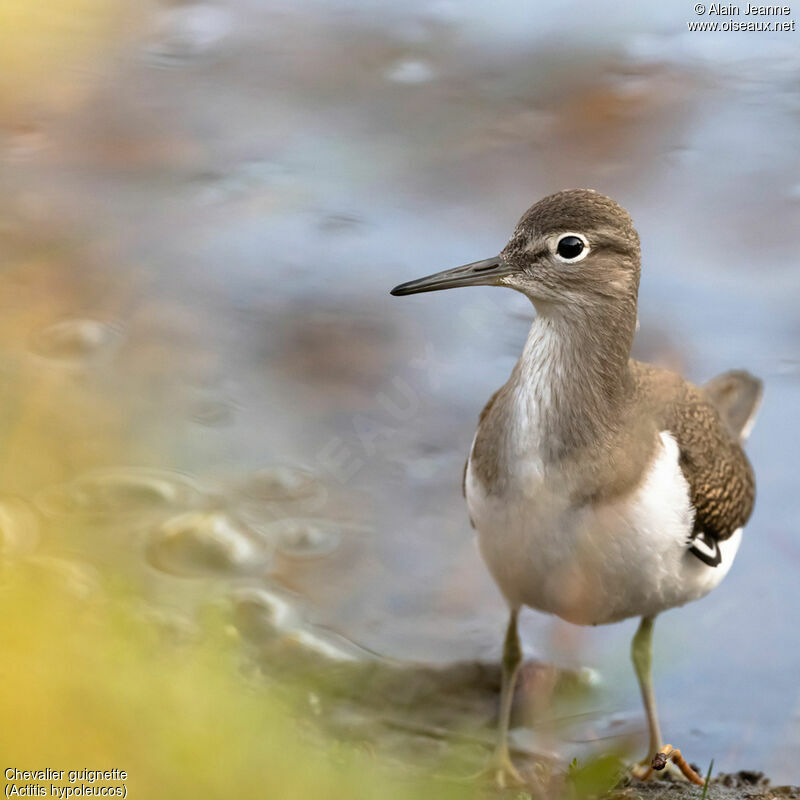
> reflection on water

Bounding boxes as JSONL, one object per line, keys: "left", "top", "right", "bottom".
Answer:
{"left": 0, "top": 0, "right": 799, "bottom": 785}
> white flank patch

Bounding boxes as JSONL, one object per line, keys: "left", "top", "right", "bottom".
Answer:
{"left": 467, "top": 428, "right": 743, "bottom": 626}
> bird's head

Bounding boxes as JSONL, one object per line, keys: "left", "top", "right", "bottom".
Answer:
{"left": 390, "top": 189, "right": 641, "bottom": 315}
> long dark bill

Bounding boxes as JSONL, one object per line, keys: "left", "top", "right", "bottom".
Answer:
{"left": 390, "top": 256, "right": 513, "bottom": 296}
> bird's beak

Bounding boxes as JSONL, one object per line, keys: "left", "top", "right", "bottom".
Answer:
{"left": 390, "top": 256, "right": 514, "bottom": 296}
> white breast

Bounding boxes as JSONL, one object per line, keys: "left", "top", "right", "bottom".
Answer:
{"left": 465, "top": 431, "right": 742, "bottom": 625}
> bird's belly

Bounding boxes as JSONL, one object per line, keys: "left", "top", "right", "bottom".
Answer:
{"left": 465, "top": 432, "right": 741, "bottom": 625}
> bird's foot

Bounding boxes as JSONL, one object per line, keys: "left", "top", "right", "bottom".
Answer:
{"left": 631, "top": 760, "right": 655, "bottom": 782}
{"left": 631, "top": 745, "right": 706, "bottom": 785}
{"left": 632, "top": 759, "right": 683, "bottom": 782}
{"left": 651, "top": 744, "right": 706, "bottom": 786}
{"left": 462, "top": 749, "right": 529, "bottom": 789}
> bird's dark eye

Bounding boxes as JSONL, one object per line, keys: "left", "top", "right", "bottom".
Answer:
{"left": 556, "top": 235, "right": 585, "bottom": 260}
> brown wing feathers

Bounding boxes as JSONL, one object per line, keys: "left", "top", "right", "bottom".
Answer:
{"left": 637, "top": 364, "right": 761, "bottom": 551}
{"left": 671, "top": 391, "right": 757, "bottom": 543}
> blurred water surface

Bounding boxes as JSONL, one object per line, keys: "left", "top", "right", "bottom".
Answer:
{"left": 1, "top": 0, "right": 799, "bottom": 783}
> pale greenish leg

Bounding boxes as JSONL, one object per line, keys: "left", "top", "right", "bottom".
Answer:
{"left": 631, "top": 615, "right": 663, "bottom": 762}
{"left": 487, "top": 608, "right": 526, "bottom": 787}
{"left": 631, "top": 617, "right": 704, "bottom": 784}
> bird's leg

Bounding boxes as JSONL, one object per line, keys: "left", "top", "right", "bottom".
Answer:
{"left": 629, "top": 616, "right": 706, "bottom": 785}
{"left": 631, "top": 615, "right": 662, "bottom": 771}
{"left": 460, "top": 610, "right": 527, "bottom": 787}
{"left": 482, "top": 608, "right": 527, "bottom": 787}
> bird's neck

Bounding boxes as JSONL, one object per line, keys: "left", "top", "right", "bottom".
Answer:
{"left": 510, "top": 299, "right": 636, "bottom": 459}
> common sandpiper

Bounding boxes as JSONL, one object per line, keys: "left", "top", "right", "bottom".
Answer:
{"left": 390, "top": 189, "right": 762, "bottom": 787}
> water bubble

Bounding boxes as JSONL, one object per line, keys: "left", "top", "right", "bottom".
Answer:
{"left": 385, "top": 59, "right": 436, "bottom": 85}
{"left": 36, "top": 467, "right": 202, "bottom": 521}
{"left": 30, "top": 318, "right": 123, "bottom": 364}
{"left": 261, "top": 517, "right": 370, "bottom": 560}
{"left": 230, "top": 587, "right": 373, "bottom": 662}
{"left": 189, "top": 397, "right": 236, "bottom": 427}
{"left": 236, "top": 468, "right": 329, "bottom": 533}
{"left": 230, "top": 586, "right": 304, "bottom": 637}
{"left": 240, "top": 466, "right": 326, "bottom": 505}
{"left": 0, "top": 497, "right": 39, "bottom": 558}
{"left": 147, "top": 511, "right": 269, "bottom": 578}
{"left": 144, "top": 3, "right": 234, "bottom": 68}
{"left": 268, "top": 518, "right": 342, "bottom": 559}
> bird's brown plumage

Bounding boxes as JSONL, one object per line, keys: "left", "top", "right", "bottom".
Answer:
{"left": 464, "top": 361, "right": 760, "bottom": 547}
{"left": 631, "top": 362, "right": 759, "bottom": 544}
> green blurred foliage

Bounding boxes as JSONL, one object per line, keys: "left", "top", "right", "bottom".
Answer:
{"left": 0, "top": 568, "right": 485, "bottom": 800}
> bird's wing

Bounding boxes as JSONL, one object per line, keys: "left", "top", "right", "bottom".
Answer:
{"left": 703, "top": 369, "right": 763, "bottom": 443}
{"left": 632, "top": 362, "right": 758, "bottom": 565}
{"left": 462, "top": 386, "right": 503, "bottom": 500}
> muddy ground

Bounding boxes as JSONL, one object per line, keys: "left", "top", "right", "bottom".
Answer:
{"left": 622, "top": 773, "right": 800, "bottom": 800}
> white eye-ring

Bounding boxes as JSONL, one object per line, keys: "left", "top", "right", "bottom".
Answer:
{"left": 554, "top": 232, "right": 590, "bottom": 263}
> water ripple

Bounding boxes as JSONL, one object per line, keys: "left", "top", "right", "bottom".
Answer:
{"left": 264, "top": 518, "right": 347, "bottom": 560}
{"left": 143, "top": 3, "right": 234, "bottom": 68}
{"left": 230, "top": 586, "right": 304, "bottom": 636}
{"left": 230, "top": 587, "right": 373, "bottom": 662}
{"left": 147, "top": 511, "right": 269, "bottom": 578}
{"left": 30, "top": 318, "right": 123, "bottom": 364}
{"left": 241, "top": 466, "right": 323, "bottom": 502}
{"left": 36, "top": 467, "right": 202, "bottom": 522}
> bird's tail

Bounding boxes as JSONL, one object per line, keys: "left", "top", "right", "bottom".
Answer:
{"left": 704, "top": 369, "right": 763, "bottom": 442}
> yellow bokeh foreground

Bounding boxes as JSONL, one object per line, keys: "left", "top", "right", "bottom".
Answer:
{"left": 0, "top": 0, "right": 128, "bottom": 116}
{"left": 0, "top": 567, "right": 479, "bottom": 800}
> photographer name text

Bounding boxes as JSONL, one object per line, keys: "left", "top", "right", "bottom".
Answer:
{"left": 703, "top": 4, "right": 790, "bottom": 13}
